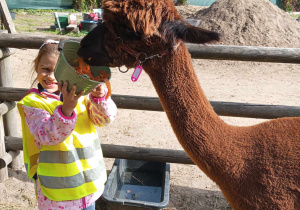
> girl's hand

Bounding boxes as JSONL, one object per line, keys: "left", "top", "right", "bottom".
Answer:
{"left": 58, "top": 81, "right": 84, "bottom": 117}
{"left": 90, "top": 83, "right": 107, "bottom": 98}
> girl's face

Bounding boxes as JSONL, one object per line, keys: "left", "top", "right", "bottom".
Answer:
{"left": 36, "top": 53, "right": 59, "bottom": 94}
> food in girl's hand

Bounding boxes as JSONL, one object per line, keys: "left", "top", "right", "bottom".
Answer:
{"left": 73, "top": 57, "right": 111, "bottom": 97}
{"left": 73, "top": 57, "right": 110, "bottom": 81}
{"left": 104, "top": 78, "right": 111, "bottom": 99}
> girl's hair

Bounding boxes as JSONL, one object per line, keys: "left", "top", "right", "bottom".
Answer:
{"left": 31, "top": 40, "right": 60, "bottom": 87}
{"left": 33, "top": 40, "right": 60, "bottom": 71}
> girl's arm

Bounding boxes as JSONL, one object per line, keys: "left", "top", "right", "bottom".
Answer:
{"left": 22, "top": 105, "right": 77, "bottom": 148}
{"left": 85, "top": 90, "right": 117, "bottom": 127}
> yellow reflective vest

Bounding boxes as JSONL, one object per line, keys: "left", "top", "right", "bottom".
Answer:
{"left": 17, "top": 90, "right": 107, "bottom": 201}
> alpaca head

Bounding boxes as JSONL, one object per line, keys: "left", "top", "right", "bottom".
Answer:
{"left": 77, "top": 0, "right": 221, "bottom": 70}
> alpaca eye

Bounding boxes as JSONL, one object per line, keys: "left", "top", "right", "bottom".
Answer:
{"left": 115, "top": 24, "right": 140, "bottom": 40}
{"left": 125, "top": 27, "right": 137, "bottom": 36}
{"left": 125, "top": 27, "right": 133, "bottom": 33}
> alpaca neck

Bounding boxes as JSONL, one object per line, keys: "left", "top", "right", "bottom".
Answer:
{"left": 145, "top": 44, "right": 235, "bottom": 179}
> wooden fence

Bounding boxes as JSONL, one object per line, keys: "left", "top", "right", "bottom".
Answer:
{"left": 0, "top": 33, "right": 300, "bottom": 182}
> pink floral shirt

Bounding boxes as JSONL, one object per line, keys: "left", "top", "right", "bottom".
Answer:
{"left": 21, "top": 90, "right": 117, "bottom": 210}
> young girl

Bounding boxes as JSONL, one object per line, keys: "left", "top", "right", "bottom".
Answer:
{"left": 17, "top": 40, "right": 117, "bottom": 210}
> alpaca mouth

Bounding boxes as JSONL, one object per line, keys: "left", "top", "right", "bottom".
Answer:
{"left": 78, "top": 22, "right": 113, "bottom": 67}
{"left": 77, "top": 49, "right": 113, "bottom": 67}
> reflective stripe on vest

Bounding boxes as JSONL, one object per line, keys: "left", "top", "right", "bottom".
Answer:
{"left": 17, "top": 91, "right": 107, "bottom": 201}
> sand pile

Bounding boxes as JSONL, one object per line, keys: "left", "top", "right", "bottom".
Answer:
{"left": 191, "top": 0, "right": 300, "bottom": 47}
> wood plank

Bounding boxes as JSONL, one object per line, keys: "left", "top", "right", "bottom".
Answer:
{"left": 186, "top": 43, "right": 300, "bottom": 64}
{"left": 0, "top": 101, "right": 16, "bottom": 115}
{"left": 0, "top": 115, "right": 7, "bottom": 182}
{"left": 0, "top": 151, "right": 19, "bottom": 168}
{"left": 0, "top": 33, "right": 79, "bottom": 49}
{"left": 5, "top": 136, "right": 194, "bottom": 164}
{"left": 0, "top": 33, "right": 300, "bottom": 63}
{"left": 66, "top": 24, "right": 77, "bottom": 30}
{"left": 1, "top": 87, "right": 300, "bottom": 119}
{"left": 0, "top": 0, "right": 16, "bottom": 34}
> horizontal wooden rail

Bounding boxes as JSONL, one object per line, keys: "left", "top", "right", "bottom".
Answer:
{"left": 0, "top": 34, "right": 300, "bottom": 63}
{"left": 0, "top": 101, "right": 16, "bottom": 115}
{"left": 5, "top": 136, "right": 194, "bottom": 164}
{"left": 186, "top": 44, "right": 300, "bottom": 64}
{"left": 0, "top": 150, "right": 20, "bottom": 168}
{"left": 0, "top": 33, "right": 79, "bottom": 49}
{"left": 1, "top": 87, "right": 300, "bottom": 119}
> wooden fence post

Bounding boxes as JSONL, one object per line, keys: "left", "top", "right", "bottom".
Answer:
{"left": 0, "top": 0, "right": 17, "bottom": 34}
{"left": 0, "top": 108, "right": 7, "bottom": 182}
{"left": 0, "top": 30, "right": 23, "bottom": 171}
{"left": 0, "top": 30, "right": 9, "bottom": 182}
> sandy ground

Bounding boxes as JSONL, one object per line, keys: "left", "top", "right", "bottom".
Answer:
{"left": 1, "top": 4, "right": 300, "bottom": 210}
{"left": 1, "top": 49, "right": 299, "bottom": 210}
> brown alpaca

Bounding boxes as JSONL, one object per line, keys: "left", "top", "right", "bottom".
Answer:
{"left": 77, "top": 0, "right": 300, "bottom": 209}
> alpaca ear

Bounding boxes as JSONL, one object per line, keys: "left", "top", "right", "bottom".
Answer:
{"left": 160, "top": 20, "right": 221, "bottom": 45}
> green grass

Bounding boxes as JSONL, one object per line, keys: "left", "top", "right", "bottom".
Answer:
{"left": 290, "top": 14, "right": 300, "bottom": 18}
{"left": 45, "top": 29, "right": 88, "bottom": 37}
{"left": 11, "top": 9, "right": 88, "bottom": 15}
{"left": 12, "top": 9, "right": 87, "bottom": 37}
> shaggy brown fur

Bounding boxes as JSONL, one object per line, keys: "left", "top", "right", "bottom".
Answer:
{"left": 77, "top": 0, "right": 300, "bottom": 209}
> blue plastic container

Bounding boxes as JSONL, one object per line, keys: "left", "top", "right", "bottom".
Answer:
{"left": 80, "top": 20, "right": 98, "bottom": 32}
{"left": 102, "top": 159, "right": 170, "bottom": 209}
